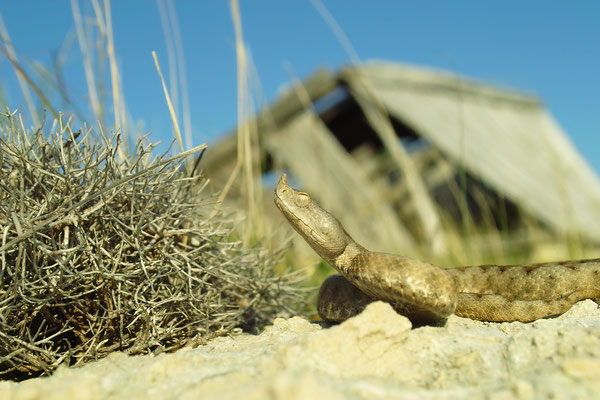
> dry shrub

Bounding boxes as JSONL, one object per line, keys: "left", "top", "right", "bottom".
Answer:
{"left": 0, "top": 111, "right": 302, "bottom": 381}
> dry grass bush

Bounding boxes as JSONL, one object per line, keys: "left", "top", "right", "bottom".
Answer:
{"left": 0, "top": 111, "right": 302, "bottom": 381}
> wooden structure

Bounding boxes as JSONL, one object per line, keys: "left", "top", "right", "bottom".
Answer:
{"left": 202, "top": 62, "right": 600, "bottom": 256}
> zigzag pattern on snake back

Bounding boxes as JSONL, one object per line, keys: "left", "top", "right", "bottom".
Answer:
{"left": 274, "top": 174, "right": 600, "bottom": 324}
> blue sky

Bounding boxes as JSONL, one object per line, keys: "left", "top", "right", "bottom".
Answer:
{"left": 1, "top": 1, "right": 599, "bottom": 174}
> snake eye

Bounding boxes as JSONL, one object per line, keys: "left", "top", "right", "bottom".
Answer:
{"left": 295, "top": 192, "right": 310, "bottom": 206}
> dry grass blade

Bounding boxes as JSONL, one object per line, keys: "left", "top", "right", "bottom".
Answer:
{"left": 309, "top": 0, "right": 446, "bottom": 255}
{"left": 152, "top": 51, "right": 184, "bottom": 154}
{"left": 217, "top": 0, "right": 263, "bottom": 244}
{"left": 71, "top": 0, "right": 102, "bottom": 122}
{"left": 0, "top": 13, "right": 41, "bottom": 126}
{"left": 0, "top": 42, "right": 59, "bottom": 121}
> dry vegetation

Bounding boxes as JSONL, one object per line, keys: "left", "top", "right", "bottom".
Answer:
{"left": 0, "top": 0, "right": 310, "bottom": 381}
{"left": 0, "top": 114, "right": 302, "bottom": 380}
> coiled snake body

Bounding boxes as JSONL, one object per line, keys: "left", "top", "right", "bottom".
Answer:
{"left": 274, "top": 174, "right": 600, "bottom": 323}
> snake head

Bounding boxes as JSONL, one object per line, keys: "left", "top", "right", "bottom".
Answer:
{"left": 274, "top": 174, "right": 350, "bottom": 262}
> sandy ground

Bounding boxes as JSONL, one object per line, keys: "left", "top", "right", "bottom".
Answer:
{"left": 1, "top": 300, "right": 599, "bottom": 400}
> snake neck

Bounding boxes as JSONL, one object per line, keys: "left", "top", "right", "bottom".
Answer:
{"left": 332, "top": 241, "right": 366, "bottom": 273}
{"left": 274, "top": 174, "right": 366, "bottom": 268}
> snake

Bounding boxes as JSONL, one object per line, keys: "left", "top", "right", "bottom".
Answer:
{"left": 274, "top": 174, "right": 600, "bottom": 323}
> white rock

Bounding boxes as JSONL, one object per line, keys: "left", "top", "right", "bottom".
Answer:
{"left": 0, "top": 300, "right": 598, "bottom": 399}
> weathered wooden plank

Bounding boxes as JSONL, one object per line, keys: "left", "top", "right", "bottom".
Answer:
{"left": 356, "top": 62, "right": 600, "bottom": 242}
{"left": 266, "top": 111, "right": 416, "bottom": 254}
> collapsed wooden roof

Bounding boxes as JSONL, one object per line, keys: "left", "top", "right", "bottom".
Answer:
{"left": 203, "top": 61, "right": 600, "bottom": 252}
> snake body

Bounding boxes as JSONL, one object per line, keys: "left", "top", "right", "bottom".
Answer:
{"left": 274, "top": 174, "right": 600, "bottom": 323}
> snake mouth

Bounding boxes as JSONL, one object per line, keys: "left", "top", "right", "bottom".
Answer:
{"left": 274, "top": 174, "right": 330, "bottom": 245}
{"left": 274, "top": 191, "right": 327, "bottom": 244}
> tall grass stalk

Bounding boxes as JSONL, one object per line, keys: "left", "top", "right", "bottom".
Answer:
{"left": 0, "top": 14, "right": 40, "bottom": 126}
{"left": 156, "top": 0, "right": 193, "bottom": 150}
{"left": 212, "top": 0, "right": 263, "bottom": 245}
{"left": 101, "top": 0, "right": 127, "bottom": 161}
{"left": 310, "top": 0, "right": 446, "bottom": 256}
{"left": 152, "top": 51, "right": 185, "bottom": 154}
{"left": 71, "top": 0, "right": 103, "bottom": 123}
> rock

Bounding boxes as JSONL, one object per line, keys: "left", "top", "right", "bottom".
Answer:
{"left": 0, "top": 300, "right": 599, "bottom": 399}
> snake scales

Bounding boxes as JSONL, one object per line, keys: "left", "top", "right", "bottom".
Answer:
{"left": 274, "top": 174, "right": 600, "bottom": 323}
